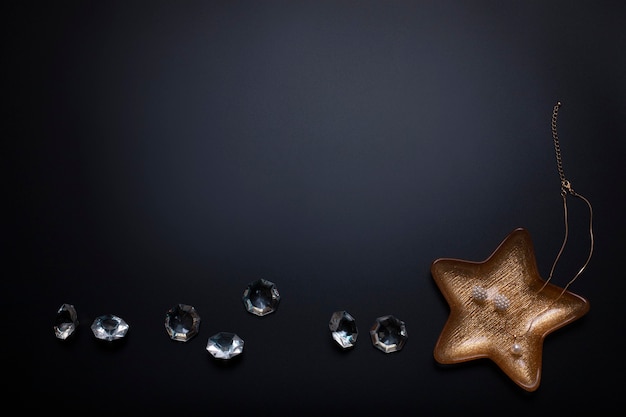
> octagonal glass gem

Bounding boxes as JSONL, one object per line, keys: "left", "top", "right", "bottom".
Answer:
{"left": 91, "top": 314, "right": 129, "bottom": 341}
{"left": 370, "top": 315, "right": 408, "bottom": 353}
{"left": 206, "top": 332, "right": 244, "bottom": 360}
{"left": 54, "top": 303, "right": 79, "bottom": 340}
{"left": 329, "top": 310, "right": 358, "bottom": 349}
{"left": 242, "top": 279, "right": 280, "bottom": 316}
{"left": 165, "top": 304, "right": 201, "bottom": 342}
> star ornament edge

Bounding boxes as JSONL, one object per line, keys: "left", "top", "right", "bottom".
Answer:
{"left": 430, "top": 227, "right": 590, "bottom": 392}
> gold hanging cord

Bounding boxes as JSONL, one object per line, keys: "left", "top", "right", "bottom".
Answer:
{"left": 539, "top": 101, "right": 594, "bottom": 297}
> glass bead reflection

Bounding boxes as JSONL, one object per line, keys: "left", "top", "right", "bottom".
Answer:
{"left": 370, "top": 315, "right": 408, "bottom": 353}
{"left": 54, "top": 303, "right": 79, "bottom": 340}
{"left": 329, "top": 310, "right": 358, "bottom": 349}
{"left": 165, "top": 304, "right": 201, "bottom": 342}
{"left": 242, "top": 279, "right": 280, "bottom": 316}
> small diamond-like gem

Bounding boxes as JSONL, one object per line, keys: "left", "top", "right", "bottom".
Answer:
{"left": 370, "top": 315, "right": 408, "bottom": 353}
{"left": 329, "top": 310, "right": 358, "bottom": 349}
{"left": 165, "top": 304, "right": 201, "bottom": 342}
{"left": 54, "top": 303, "right": 79, "bottom": 340}
{"left": 206, "top": 332, "right": 244, "bottom": 360}
{"left": 242, "top": 279, "right": 280, "bottom": 316}
{"left": 91, "top": 314, "right": 129, "bottom": 341}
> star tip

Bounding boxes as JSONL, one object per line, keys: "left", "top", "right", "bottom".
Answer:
{"left": 511, "top": 227, "right": 529, "bottom": 236}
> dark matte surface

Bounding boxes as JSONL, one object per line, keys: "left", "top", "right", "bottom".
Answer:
{"left": 10, "top": 1, "right": 625, "bottom": 415}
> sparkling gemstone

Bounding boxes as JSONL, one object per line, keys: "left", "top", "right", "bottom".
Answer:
{"left": 91, "top": 314, "right": 129, "bottom": 341}
{"left": 206, "top": 332, "right": 244, "bottom": 360}
{"left": 165, "top": 304, "right": 201, "bottom": 342}
{"left": 329, "top": 310, "right": 358, "bottom": 349}
{"left": 370, "top": 315, "right": 408, "bottom": 353}
{"left": 242, "top": 279, "right": 280, "bottom": 316}
{"left": 54, "top": 303, "right": 79, "bottom": 340}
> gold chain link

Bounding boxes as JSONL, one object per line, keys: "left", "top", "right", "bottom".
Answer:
{"left": 551, "top": 102, "right": 575, "bottom": 196}
{"left": 542, "top": 101, "right": 594, "bottom": 296}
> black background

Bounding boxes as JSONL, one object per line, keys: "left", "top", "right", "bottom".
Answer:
{"left": 9, "top": 1, "right": 626, "bottom": 415}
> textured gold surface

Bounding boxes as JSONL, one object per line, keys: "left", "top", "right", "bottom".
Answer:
{"left": 431, "top": 228, "right": 589, "bottom": 392}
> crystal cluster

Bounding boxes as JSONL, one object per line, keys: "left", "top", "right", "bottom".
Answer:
{"left": 471, "top": 285, "right": 488, "bottom": 303}
{"left": 493, "top": 293, "right": 511, "bottom": 311}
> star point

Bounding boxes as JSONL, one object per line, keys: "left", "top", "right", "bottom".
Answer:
{"left": 431, "top": 228, "right": 590, "bottom": 391}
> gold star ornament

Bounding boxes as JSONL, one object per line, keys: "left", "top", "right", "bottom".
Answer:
{"left": 431, "top": 227, "right": 590, "bottom": 391}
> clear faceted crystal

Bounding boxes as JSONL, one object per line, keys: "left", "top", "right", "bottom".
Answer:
{"left": 242, "top": 279, "right": 280, "bottom": 316}
{"left": 370, "top": 315, "right": 408, "bottom": 353}
{"left": 165, "top": 304, "right": 201, "bottom": 342}
{"left": 206, "top": 332, "right": 244, "bottom": 360}
{"left": 91, "top": 314, "right": 129, "bottom": 341}
{"left": 329, "top": 310, "right": 358, "bottom": 349}
{"left": 54, "top": 303, "right": 79, "bottom": 340}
